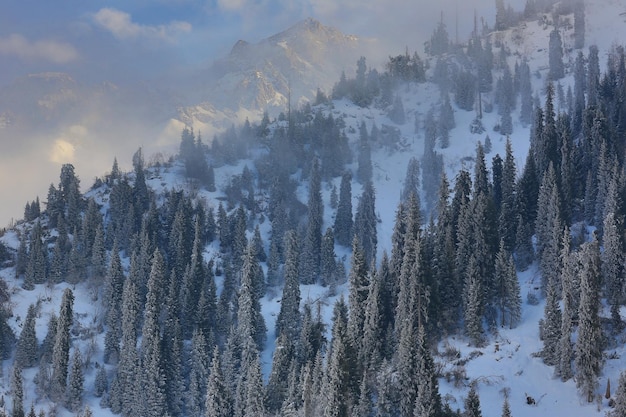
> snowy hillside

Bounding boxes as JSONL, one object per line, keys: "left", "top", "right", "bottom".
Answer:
{"left": 1, "top": 1, "right": 626, "bottom": 417}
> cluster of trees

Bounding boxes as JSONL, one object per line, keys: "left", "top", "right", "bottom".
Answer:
{"left": 6, "top": 3, "right": 626, "bottom": 416}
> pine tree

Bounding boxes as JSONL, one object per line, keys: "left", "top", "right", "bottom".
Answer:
{"left": 322, "top": 297, "right": 354, "bottom": 417}
{"left": 501, "top": 396, "right": 512, "bottom": 417}
{"left": 602, "top": 204, "right": 625, "bottom": 331}
{"left": 556, "top": 228, "right": 575, "bottom": 381}
{"left": 334, "top": 171, "right": 353, "bottom": 247}
{"left": 94, "top": 365, "right": 108, "bottom": 398}
{"left": 103, "top": 241, "right": 124, "bottom": 364}
{"left": 535, "top": 164, "right": 562, "bottom": 294}
{"left": 494, "top": 242, "right": 521, "bottom": 328}
{"left": 11, "top": 366, "right": 24, "bottom": 417}
{"left": 66, "top": 349, "right": 84, "bottom": 412}
{"left": 464, "top": 254, "right": 485, "bottom": 346}
{"left": 205, "top": 347, "right": 232, "bottom": 417}
{"left": 347, "top": 237, "right": 369, "bottom": 364}
{"left": 51, "top": 288, "right": 74, "bottom": 400}
{"left": 187, "top": 329, "right": 211, "bottom": 417}
{"left": 541, "top": 268, "right": 562, "bottom": 366}
{"left": 357, "top": 122, "right": 373, "bottom": 184}
{"left": 320, "top": 228, "right": 339, "bottom": 288}
{"left": 301, "top": 158, "right": 323, "bottom": 284}
{"left": 276, "top": 230, "right": 301, "bottom": 341}
{"left": 237, "top": 241, "right": 267, "bottom": 350}
{"left": 353, "top": 181, "right": 377, "bottom": 265}
{"left": 244, "top": 355, "right": 266, "bottom": 417}
{"left": 610, "top": 371, "right": 626, "bottom": 417}
{"left": 549, "top": 28, "right": 565, "bottom": 80}
{"left": 464, "top": 383, "right": 482, "bottom": 417}
{"left": 265, "top": 332, "right": 294, "bottom": 413}
{"left": 575, "top": 237, "right": 603, "bottom": 402}
{"left": 15, "top": 304, "right": 38, "bottom": 368}
{"left": 402, "top": 157, "right": 421, "bottom": 202}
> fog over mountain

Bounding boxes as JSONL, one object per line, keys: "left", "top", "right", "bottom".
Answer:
{"left": 0, "top": 0, "right": 505, "bottom": 227}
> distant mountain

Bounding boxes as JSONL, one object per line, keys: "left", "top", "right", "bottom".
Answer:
{"left": 177, "top": 18, "right": 376, "bottom": 133}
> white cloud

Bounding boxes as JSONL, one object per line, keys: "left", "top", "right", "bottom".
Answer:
{"left": 0, "top": 34, "right": 78, "bottom": 64}
{"left": 92, "top": 8, "right": 192, "bottom": 42}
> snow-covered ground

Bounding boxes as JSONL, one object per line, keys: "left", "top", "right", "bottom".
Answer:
{"left": 2, "top": 1, "right": 626, "bottom": 416}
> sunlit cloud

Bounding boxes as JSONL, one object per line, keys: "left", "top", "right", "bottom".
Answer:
{"left": 0, "top": 34, "right": 78, "bottom": 64}
{"left": 92, "top": 8, "right": 192, "bottom": 42}
{"left": 50, "top": 139, "right": 76, "bottom": 164}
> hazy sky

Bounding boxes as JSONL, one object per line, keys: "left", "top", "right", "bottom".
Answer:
{"left": 0, "top": 0, "right": 513, "bottom": 86}
{"left": 0, "top": 0, "right": 525, "bottom": 227}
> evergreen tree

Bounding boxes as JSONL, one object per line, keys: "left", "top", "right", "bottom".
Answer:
{"left": 103, "top": 241, "right": 124, "bottom": 364}
{"left": 353, "top": 181, "right": 377, "bottom": 265}
{"left": 322, "top": 297, "right": 355, "bottom": 417}
{"left": 66, "top": 349, "right": 84, "bottom": 412}
{"left": 237, "top": 241, "right": 267, "bottom": 350}
{"left": 500, "top": 396, "right": 512, "bottom": 417}
{"left": 334, "top": 171, "right": 353, "bottom": 247}
{"left": 187, "top": 329, "right": 211, "bottom": 417}
{"left": 535, "top": 164, "right": 562, "bottom": 294}
{"left": 556, "top": 228, "right": 575, "bottom": 381}
{"left": 574, "top": 0, "right": 585, "bottom": 49}
{"left": 347, "top": 237, "right": 369, "bottom": 370}
{"left": 205, "top": 347, "right": 232, "bottom": 417}
{"left": 266, "top": 332, "right": 294, "bottom": 413}
{"left": 464, "top": 254, "right": 485, "bottom": 346}
{"left": 610, "top": 371, "right": 626, "bottom": 417}
{"left": 575, "top": 237, "right": 603, "bottom": 402}
{"left": 11, "top": 366, "right": 24, "bottom": 417}
{"left": 549, "top": 28, "right": 565, "bottom": 80}
{"left": 276, "top": 230, "right": 301, "bottom": 341}
{"left": 401, "top": 157, "right": 421, "bottom": 203}
{"left": 94, "top": 365, "right": 108, "bottom": 398}
{"left": 51, "top": 288, "right": 74, "bottom": 400}
{"left": 541, "top": 267, "right": 562, "bottom": 366}
{"left": 301, "top": 158, "right": 323, "bottom": 284}
{"left": 494, "top": 242, "right": 522, "bottom": 328}
{"left": 320, "top": 228, "right": 339, "bottom": 288}
{"left": 357, "top": 121, "right": 373, "bottom": 184}
{"left": 15, "top": 304, "right": 38, "bottom": 368}
{"left": 464, "top": 383, "right": 482, "bottom": 417}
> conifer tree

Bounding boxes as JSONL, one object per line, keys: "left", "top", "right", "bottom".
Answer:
{"left": 357, "top": 122, "right": 373, "bottom": 184}
{"left": 549, "top": 28, "right": 565, "bottom": 80}
{"left": 535, "top": 164, "right": 562, "bottom": 294}
{"left": 11, "top": 366, "right": 24, "bottom": 417}
{"left": 334, "top": 171, "right": 353, "bottom": 247}
{"left": 575, "top": 237, "right": 603, "bottom": 402}
{"left": 541, "top": 268, "right": 562, "bottom": 366}
{"left": 501, "top": 396, "right": 512, "bottom": 417}
{"left": 276, "top": 230, "right": 301, "bottom": 341}
{"left": 51, "top": 288, "right": 74, "bottom": 400}
{"left": 301, "top": 158, "right": 323, "bottom": 284}
{"left": 237, "top": 241, "right": 267, "bottom": 350}
{"left": 187, "top": 329, "right": 211, "bottom": 417}
{"left": 15, "top": 304, "right": 38, "bottom": 368}
{"left": 464, "top": 383, "right": 482, "bottom": 417}
{"left": 495, "top": 242, "right": 522, "bottom": 328}
{"left": 320, "top": 228, "right": 339, "bottom": 288}
{"left": 322, "top": 297, "right": 355, "bottom": 417}
{"left": 66, "top": 349, "right": 84, "bottom": 412}
{"left": 602, "top": 200, "right": 625, "bottom": 331}
{"left": 347, "top": 237, "right": 369, "bottom": 362}
{"left": 464, "top": 254, "right": 485, "bottom": 346}
{"left": 94, "top": 365, "right": 108, "bottom": 398}
{"left": 103, "top": 241, "right": 124, "bottom": 364}
{"left": 610, "top": 371, "right": 626, "bottom": 417}
{"left": 556, "top": 228, "right": 575, "bottom": 381}
{"left": 353, "top": 181, "right": 377, "bottom": 265}
{"left": 401, "top": 157, "right": 420, "bottom": 202}
{"left": 266, "top": 332, "right": 294, "bottom": 413}
{"left": 205, "top": 347, "right": 232, "bottom": 417}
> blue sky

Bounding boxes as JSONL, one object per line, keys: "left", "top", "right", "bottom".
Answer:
{"left": 0, "top": 0, "right": 511, "bottom": 86}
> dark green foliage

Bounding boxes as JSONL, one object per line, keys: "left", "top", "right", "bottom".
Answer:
{"left": 353, "top": 181, "right": 377, "bottom": 266}
{"left": 15, "top": 304, "right": 38, "bottom": 368}
{"left": 51, "top": 288, "right": 73, "bottom": 400}
{"left": 455, "top": 71, "right": 476, "bottom": 111}
{"left": 334, "top": 171, "right": 353, "bottom": 247}
{"left": 549, "top": 28, "right": 565, "bottom": 80}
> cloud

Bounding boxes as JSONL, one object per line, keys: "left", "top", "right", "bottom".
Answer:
{"left": 0, "top": 34, "right": 78, "bottom": 64}
{"left": 92, "top": 8, "right": 192, "bottom": 42}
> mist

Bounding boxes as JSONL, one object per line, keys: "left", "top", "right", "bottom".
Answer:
{"left": 0, "top": 0, "right": 527, "bottom": 227}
